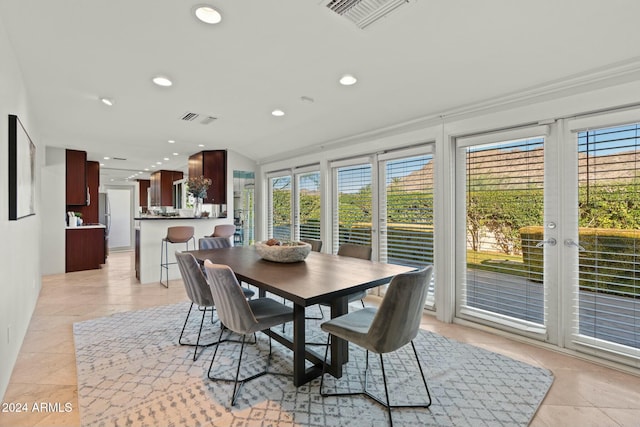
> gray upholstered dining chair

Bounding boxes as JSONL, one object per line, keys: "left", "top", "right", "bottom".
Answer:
{"left": 175, "top": 251, "right": 219, "bottom": 361}
{"left": 199, "top": 236, "right": 233, "bottom": 250}
{"left": 199, "top": 237, "right": 256, "bottom": 298}
{"left": 301, "top": 238, "right": 323, "bottom": 252}
{"left": 204, "top": 260, "right": 294, "bottom": 406}
{"left": 314, "top": 243, "right": 372, "bottom": 319}
{"left": 319, "top": 266, "right": 433, "bottom": 427}
{"left": 175, "top": 251, "right": 255, "bottom": 361}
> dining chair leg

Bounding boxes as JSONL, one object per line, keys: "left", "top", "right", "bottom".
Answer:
{"left": 192, "top": 307, "right": 208, "bottom": 361}
{"left": 411, "top": 340, "right": 432, "bottom": 407}
{"left": 178, "top": 303, "right": 195, "bottom": 345}
{"left": 179, "top": 304, "right": 219, "bottom": 361}
{"left": 230, "top": 335, "right": 247, "bottom": 406}
{"left": 379, "top": 353, "right": 394, "bottom": 427}
{"left": 208, "top": 327, "right": 226, "bottom": 377}
{"left": 319, "top": 333, "right": 331, "bottom": 395}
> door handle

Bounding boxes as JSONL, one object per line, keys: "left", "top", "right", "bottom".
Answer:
{"left": 535, "top": 238, "right": 557, "bottom": 247}
{"left": 564, "top": 239, "right": 585, "bottom": 252}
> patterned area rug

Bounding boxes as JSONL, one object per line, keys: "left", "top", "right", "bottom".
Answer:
{"left": 73, "top": 302, "right": 553, "bottom": 426}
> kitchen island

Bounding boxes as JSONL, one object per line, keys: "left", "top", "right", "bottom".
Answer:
{"left": 135, "top": 216, "right": 232, "bottom": 285}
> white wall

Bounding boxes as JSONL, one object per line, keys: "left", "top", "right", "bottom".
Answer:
{"left": 41, "top": 146, "right": 65, "bottom": 274}
{"left": 0, "top": 16, "right": 42, "bottom": 399}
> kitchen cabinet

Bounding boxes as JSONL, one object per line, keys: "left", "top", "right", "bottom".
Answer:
{"left": 66, "top": 149, "right": 87, "bottom": 205}
{"left": 138, "top": 179, "right": 150, "bottom": 208}
{"left": 188, "top": 150, "right": 227, "bottom": 204}
{"left": 150, "top": 170, "right": 183, "bottom": 207}
{"left": 66, "top": 227, "right": 106, "bottom": 272}
{"left": 75, "top": 161, "right": 100, "bottom": 223}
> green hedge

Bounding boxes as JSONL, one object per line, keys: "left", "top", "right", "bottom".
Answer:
{"left": 340, "top": 222, "right": 433, "bottom": 266}
{"left": 520, "top": 226, "right": 640, "bottom": 296}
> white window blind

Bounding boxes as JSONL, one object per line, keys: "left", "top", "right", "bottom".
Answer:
{"left": 382, "top": 154, "right": 434, "bottom": 267}
{"left": 334, "top": 163, "right": 373, "bottom": 252}
{"left": 268, "top": 174, "right": 292, "bottom": 240}
{"left": 297, "top": 171, "right": 321, "bottom": 241}
{"left": 459, "top": 136, "right": 547, "bottom": 330}
{"left": 573, "top": 123, "right": 640, "bottom": 354}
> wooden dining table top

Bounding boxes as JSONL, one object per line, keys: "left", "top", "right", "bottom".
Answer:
{"left": 187, "top": 245, "right": 414, "bottom": 306}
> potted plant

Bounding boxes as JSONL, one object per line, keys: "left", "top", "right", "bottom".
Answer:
{"left": 187, "top": 176, "right": 212, "bottom": 217}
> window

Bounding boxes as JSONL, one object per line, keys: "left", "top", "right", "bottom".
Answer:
{"left": 268, "top": 174, "right": 292, "bottom": 240}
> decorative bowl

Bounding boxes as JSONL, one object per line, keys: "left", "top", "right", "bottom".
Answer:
{"left": 254, "top": 241, "right": 311, "bottom": 263}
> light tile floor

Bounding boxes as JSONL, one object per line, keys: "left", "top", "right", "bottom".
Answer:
{"left": 1, "top": 251, "right": 639, "bottom": 427}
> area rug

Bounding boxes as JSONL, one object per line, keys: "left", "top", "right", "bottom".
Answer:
{"left": 73, "top": 302, "right": 553, "bottom": 426}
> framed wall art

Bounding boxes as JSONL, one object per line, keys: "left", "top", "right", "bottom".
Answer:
{"left": 8, "top": 114, "right": 36, "bottom": 220}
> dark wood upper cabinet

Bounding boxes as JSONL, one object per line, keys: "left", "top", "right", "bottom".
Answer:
{"left": 75, "top": 161, "right": 100, "bottom": 223}
{"left": 188, "top": 150, "right": 227, "bottom": 204}
{"left": 66, "top": 149, "right": 87, "bottom": 205}
{"left": 149, "top": 170, "right": 182, "bottom": 207}
{"left": 138, "top": 179, "right": 150, "bottom": 207}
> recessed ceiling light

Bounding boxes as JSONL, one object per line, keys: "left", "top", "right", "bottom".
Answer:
{"left": 103, "top": 156, "right": 110, "bottom": 160}
{"left": 152, "top": 76, "right": 173, "bottom": 87}
{"left": 198, "top": 144, "right": 205, "bottom": 147}
{"left": 168, "top": 139, "right": 175, "bottom": 144}
{"left": 173, "top": 152, "right": 179, "bottom": 156}
{"left": 194, "top": 5, "right": 222, "bottom": 24}
{"left": 339, "top": 74, "right": 358, "bottom": 86}
{"left": 271, "top": 109, "right": 285, "bottom": 117}
{"left": 100, "top": 163, "right": 105, "bottom": 166}
{"left": 156, "top": 161, "right": 162, "bottom": 165}
{"left": 100, "top": 97, "right": 114, "bottom": 106}
{"left": 144, "top": 168, "right": 149, "bottom": 171}
{"left": 163, "top": 157, "right": 169, "bottom": 161}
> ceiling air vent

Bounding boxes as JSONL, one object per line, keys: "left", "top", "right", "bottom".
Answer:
{"left": 321, "top": 0, "right": 411, "bottom": 29}
{"left": 180, "top": 112, "right": 218, "bottom": 125}
{"left": 180, "top": 112, "right": 200, "bottom": 121}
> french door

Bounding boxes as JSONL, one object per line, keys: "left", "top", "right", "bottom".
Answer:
{"left": 456, "top": 118, "right": 640, "bottom": 364}
{"left": 455, "top": 126, "right": 556, "bottom": 341}
{"left": 565, "top": 115, "right": 640, "bottom": 365}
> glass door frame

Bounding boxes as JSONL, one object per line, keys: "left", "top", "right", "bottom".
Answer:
{"left": 453, "top": 125, "right": 559, "bottom": 343}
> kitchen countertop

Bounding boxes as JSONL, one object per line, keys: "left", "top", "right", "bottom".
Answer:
{"left": 66, "top": 223, "right": 106, "bottom": 229}
{"left": 134, "top": 216, "right": 221, "bottom": 220}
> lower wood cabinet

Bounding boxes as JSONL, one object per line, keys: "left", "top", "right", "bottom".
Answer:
{"left": 66, "top": 228, "right": 106, "bottom": 272}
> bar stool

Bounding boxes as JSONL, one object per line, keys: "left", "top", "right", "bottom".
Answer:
{"left": 208, "top": 224, "right": 236, "bottom": 246}
{"left": 160, "top": 226, "right": 195, "bottom": 287}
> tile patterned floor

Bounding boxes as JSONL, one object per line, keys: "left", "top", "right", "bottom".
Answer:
{"left": 1, "top": 251, "right": 640, "bottom": 427}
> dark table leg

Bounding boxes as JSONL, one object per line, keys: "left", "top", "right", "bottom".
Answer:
{"left": 292, "top": 303, "right": 306, "bottom": 387}
{"left": 328, "top": 296, "right": 349, "bottom": 377}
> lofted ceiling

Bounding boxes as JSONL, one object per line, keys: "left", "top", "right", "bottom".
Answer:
{"left": 1, "top": 0, "right": 640, "bottom": 184}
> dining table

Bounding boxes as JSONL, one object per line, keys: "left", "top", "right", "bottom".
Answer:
{"left": 187, "top": 245, "right": 414, "bottom": 386}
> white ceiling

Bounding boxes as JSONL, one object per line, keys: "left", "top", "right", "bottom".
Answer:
{"left": 2, "top": 0, "right": 640, "bottom": 183}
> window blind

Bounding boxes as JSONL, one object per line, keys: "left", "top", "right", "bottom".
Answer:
{"left": 574, "top": 123, "right": 640, "bottom": 353}
{"left": 269, "top": 175, "right": 292, "bottom": 240}
{"left": 460, "top": 136, "right": 546, "bottom": 328}
{"left": 334, "top": 163, "right": 372, "bottom": 252}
